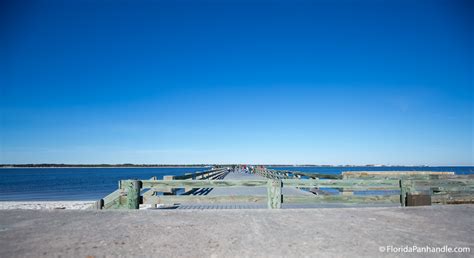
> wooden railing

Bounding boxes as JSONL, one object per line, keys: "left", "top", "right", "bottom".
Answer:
{"left": 342, "top": 171, "right": 456, "bottom": 180}
{"left": 93, "top": 168, "right": 228, "bottom": 209}
{"left": 400, "top": 176, "right": 474, "bottom": 205}
{"left": 254, "top": 167, "right": 341, "bottom": 179}
{"left": 98, "top": 169, "right": 474, "bottom": 210}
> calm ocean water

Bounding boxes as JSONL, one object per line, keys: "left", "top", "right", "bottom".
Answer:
{"left": 0, "top": 167, "right": 209, "bottom": 201}
{"left": 0, "top": 166, "right": 472, "bottom": 201}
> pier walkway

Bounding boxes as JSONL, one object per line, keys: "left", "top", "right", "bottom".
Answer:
{"left": 174, "top": 170, "right": 400, "bottom": 209}
{"left": 178, "top": 171, "right": 315, "bottom": 209}
{"left": 207, "top": 171, "right": 314, "bottom": 196}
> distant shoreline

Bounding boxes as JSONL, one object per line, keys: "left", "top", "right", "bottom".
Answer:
{"left": 1, "top": 165, "right": 472, "bottom": 168}
{"left": 0, "top": 166, "right": 211, "bottom": 169}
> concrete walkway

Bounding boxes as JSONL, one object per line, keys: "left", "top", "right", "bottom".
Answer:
{"left": 0, "top": 205, "right": 472, "bottom": 257}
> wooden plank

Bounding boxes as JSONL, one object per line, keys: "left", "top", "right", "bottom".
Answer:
{"left": 142, "top": 179, "right": 401, "bottom": 191}
{"left": 102, "top": 190, "right": 124, "bottom": 209}
{"left": 284, "top": 194, "right": 400, "bottom": 204}
{"left": 432, "top": 190, "right": 474, "bottom": 195}
{"left": 431, "top": 192, "right": 474, "bottom": 204}
{"left": 431, "top": 186, "right": 474, "bottom": 192}
{"left": 343, "top": 171, "right": 455, "bottom": 176}
{"left": 282, "top": 179, "right": 400, "bottom": 188}
{"left": 341, "top": 190, "right": 354, "bottom": 196}
{"left": 104, "top": 196, "right": 123, "bottom": 209}
{"left": 342, "top": 171, "right": 455, "bottom": 180}
{"left": 288, "top": 171, "right": 341, "bottom": 179}
{"left": 410, "top": 179, "right": 474, "bottom": 187}
{"left": 103, "top": 189, "right": 121, "bottom": 203}
{"left": 267, "top": 180, "right": 282, "bottom": 209}
{"left": 173, "top": 169, "right": 225, "bottom": 180}
{"left": 345, "top": 175, "right": 435, "bottom": 180}
{"left": 409, "top": 180, "right": 474, "bottom": 194}
{"left": 174, "top": 170, "right": 206, "bottom": 180}
{"left": 143, "top": 195, "right": 267, "bottom": 204}
{"left": 142, "top": 179, "right": 268, "bottom": 188}
{"left": 200, "top": 170, "right": 226, "bottom": 180}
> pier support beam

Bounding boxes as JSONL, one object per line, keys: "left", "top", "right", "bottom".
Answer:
{"left": 267, "top": 179, "right": 282, "bottom": 209}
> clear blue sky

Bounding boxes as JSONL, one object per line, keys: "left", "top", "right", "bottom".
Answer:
{"left": 1, "top": 0, "right": 473, "bottom": 165}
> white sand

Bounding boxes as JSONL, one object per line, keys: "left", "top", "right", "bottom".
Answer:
{"left": 0, "top": 201, "right": 95, "bottom": 210}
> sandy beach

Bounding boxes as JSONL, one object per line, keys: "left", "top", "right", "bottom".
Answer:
{"left": 0, "top": 201, "right": 95, "bottom": 210}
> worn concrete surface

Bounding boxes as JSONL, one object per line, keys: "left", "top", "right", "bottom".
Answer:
{"left": 0, "top": 205, "right": 473, "bottom": 258}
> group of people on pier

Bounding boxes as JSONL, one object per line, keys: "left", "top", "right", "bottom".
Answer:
{"left": 223, "top": 165, "right": 265, "bottom": 174}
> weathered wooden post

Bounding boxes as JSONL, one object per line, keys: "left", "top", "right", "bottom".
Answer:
{"left": 125, "top": 180, "right": 141, "bottom": 209}
{"left": 400, "top": 179, "right": 414, "bottom": 207}
{"left": 267, "top": 179, "right": 282, "bottom": 209}
{"left": 95, "top": 199, "right": 104, "bottom": 210}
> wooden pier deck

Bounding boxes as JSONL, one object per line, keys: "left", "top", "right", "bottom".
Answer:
{"left": 207, "top": 171, "right": 314, "bottom": 196}
{"left": 179, "top": 171, "right": 335, "bottom": 209}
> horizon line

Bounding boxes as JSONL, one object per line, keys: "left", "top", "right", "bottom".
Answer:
{"left": 1, "top": 163, "right": 473, "bottom": 167}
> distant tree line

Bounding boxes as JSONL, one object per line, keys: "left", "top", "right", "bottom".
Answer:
{"left": 0, "top": 164, "right": 398, "bottom": 168}
{"left": 0, "top": 164, "right": 213, "bottom": 168}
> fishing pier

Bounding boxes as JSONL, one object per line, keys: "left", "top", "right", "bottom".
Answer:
{"left": 96, "top": 166, "right": 474, "bottom": 210}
